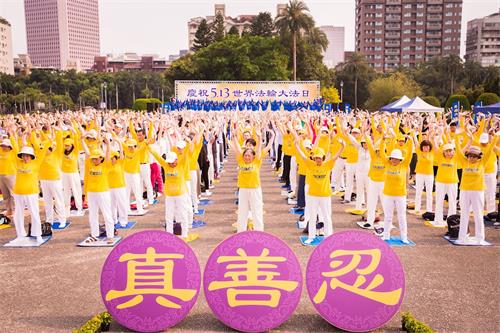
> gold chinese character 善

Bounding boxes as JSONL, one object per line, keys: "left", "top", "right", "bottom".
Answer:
{"left": 313, "top": 249, "right": 402, "bottom": 305}
{"left": 105, "top": 247, "right": 197, "bottom": 309}
{"left": 208, "top": 248, "right": 298, "bottom": 308}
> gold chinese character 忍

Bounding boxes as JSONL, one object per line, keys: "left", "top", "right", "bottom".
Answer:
{"left": 105, "top": 247, "right": 197, "bottom": 309}
{"left": 313, "top": 249, "right": 402, "bottom": 305}
{"left": 208, "top": 248, "right": 298, "bottom": 308}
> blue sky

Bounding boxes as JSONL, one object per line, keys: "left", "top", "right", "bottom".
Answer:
{"left": 1, "top": 0, "right": 499, "bottom": 58}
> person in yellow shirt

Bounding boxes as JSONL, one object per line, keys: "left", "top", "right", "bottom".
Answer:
{"left": 62, "top": 135, "right": 84, "bottom": 217}
{"left": 123, "top": 138, "right": 146, "bottom": 215}
{"left": 129, "top": 120, "right": 155, "bottom": 205}
{"left": 413, "top": 138, "right": 435, "bottom": 214}
{"left": 148, "top": 147, "right": 190, "bottom": 239}
{"left": 379, "top": 136, "right": 414, "bottom": 243}
{"left": 12, "top": 142, "right": 50, "bottom": 244}
{"left": 0, "top": 132, "right": 18, "bottom": 217}
{"left": 456, "top": 133, "right": 499, "bottom": 245}
{"left": 363, "top": 135, "right": 385, "bottom": 229}
{"left": 231, "top": 129, "right": 264, "bottom": 233}
{"left": 80, "top": 137, "right": 115, "bottom": 244}
{"left": 432, "top": 142, "right": 459, "bottom": 227}
{"left": 478, "top": 133, "right": 498, "bottom": 214}
{"left": 336, "top": 116, "right": 360, "bottom": 204}
{"left": 108, "top": 147, "right": 128, "bottom": 228}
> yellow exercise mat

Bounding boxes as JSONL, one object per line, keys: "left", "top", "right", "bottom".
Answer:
{"left": 0, "top": 224, "right": 12, "bottom": 230}
{"left": 232, "top": 221, "right": 254, "bottom": 230}
{"left": 424, "top": 221, "right": 447, "bottom": 228}
{"left": 179, "top": 233, "right": 199, "bottom": 242}
{"left": 213, "top": 179, "right": 221, "bottom": 184}
{"left": 345, "top": 208, "right": 367, "bottom": 215}
{"left": 332, "top": 191, "right": 345, "bottom": 197}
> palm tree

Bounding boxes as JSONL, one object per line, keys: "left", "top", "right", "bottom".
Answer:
{"left": 440, "top": 55, "right": 463, "bottom": 95}
{"left": 275, "top": 0, "right": 314, "bottom": 81}
{"left": 343, "top": 53, "right": 369, "bottom": 109}
{"left": 306, "top": 27, "right": 328, "bottom": 52}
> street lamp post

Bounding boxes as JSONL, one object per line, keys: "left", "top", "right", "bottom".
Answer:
{"left": 340, "top": 81, "right": 344, "bottom": 102}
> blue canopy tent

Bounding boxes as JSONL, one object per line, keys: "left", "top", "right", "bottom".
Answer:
{"left": 380, "top": 95, "right": 411, "bottom": 112}
{"left": 473, "top": 102, "right": 500, "bottom": 114}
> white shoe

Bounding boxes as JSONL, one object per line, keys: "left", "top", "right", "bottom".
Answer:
{"left": 58, "top": 222, "right": 66, "bottom": 229}
{"left": 288, "top": 199, "right": 297, "bottom": 205}
{"left": 202, "top": 191, "right": 213, "bottom": 196}
{"left": 401, "top": 239, "right": 410, "bottom": 244}
{"left": 36, "top": 236, "right": 43, "bottom": 243}
{"left": 75, "top": 210, "right": 85, "bottom": 217}
{"left": 148, "top": 199, "right": 156, "bottom": 205}
{"left": 304, "top": 238, "right": 315, "bottom": 245}
{"left": 120, "top": 222, "right": 128, "bottom": 228}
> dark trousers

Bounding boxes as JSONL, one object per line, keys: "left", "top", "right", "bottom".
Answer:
{"left": 275, "top": 144, "right": 283, "bottom": 170}
{"left": 282, "top": 154, "right": 291, "bottom": 186}
{"left": 297, "top": 175, "right": 306, "bottom": 208}
{"left": 200, "top": 160, "right": 210, "bottom": 192}
{"left": 457, "top": 169, "right": 462, "bottom": 200}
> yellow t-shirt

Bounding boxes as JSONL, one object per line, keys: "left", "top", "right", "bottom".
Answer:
{"left": 0, "top": 142, "right": 17, "bottom": 176}
{"left": 415, "top": 150, "right": 434, "bottom": 175}
{"left": 460, "top": 160, "right": 486, "bottom": 191}
{"left": 13, "top": 159, "right": 42, "bottom": 195}
{"left": 149, "top": 147, "right": 187, "bottom": 196}
{"left": 237, "top": 155, "right": 262, "bottom": 189}
{"left": 282, "top": 133, "right": 293, "bottom": 156}
{"left": 173, "top": 145, "right": 191, "bottom": 181}
{"left": 61, "top": 149, "right": 79, "bottom": 173}
{"left": 39, "top": 150, "right": 62, "bottom": 180}
{"left": 124, "top": 149, "right": 141, "bottom": 174}
{"left": 304, "top": 159, "right": 334, "bottom": 197}
{"left": 435, "top": 153, "right": 459, "bottom": 184}
{"left": 86, "top": 161, "right": 110, "bottom": 193}
{"left": 108, "top": 159, "right": 126, "bottom": 189}
{"left": 382, "top": 163, "right": 408, "bottom": 196}
{"left": 317, "top": 134, "right": 330, "bottom": 154}
{"left": 481, "top": 145, "right": 497, "bottom": 174}
{"left": 189, "top": 140, "right": 203, "bottom": 171}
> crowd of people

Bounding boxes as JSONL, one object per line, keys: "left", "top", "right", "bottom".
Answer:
{"left": 0, "top": 108, "right": 498, "bottom": 246}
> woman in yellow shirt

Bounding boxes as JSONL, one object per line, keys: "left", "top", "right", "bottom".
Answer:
{"left": 80, "top": 136, "right": 115, "bottom": 244}
{"left": 379, "top": 136, "right": 414, "bottom": 243}
{"left": 108, "top": 147, "right": 128, "bottom": 228}
{"left": 456, "top": 133, "right": 499, "bottom": 245}
{"left": 61, "top": 128, "right": 84, "bottom": 217}
{"left": 363, "top": 135, "right": 385, "bottom": 229}
{"left": 231, "top": 128, "right": 264, "bottom": 233}
{"left": 432, "top": 142, "right": 459, "bottom": 227}
{"left": 413, "top": 136, "right": 435, "bottom": 214}
{"left": 0, "top": 131, "right": 18, "bottom": 217}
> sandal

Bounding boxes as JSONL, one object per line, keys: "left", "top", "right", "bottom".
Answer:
{"left": 84, "top": 236, "right": 99, "bottom": 243}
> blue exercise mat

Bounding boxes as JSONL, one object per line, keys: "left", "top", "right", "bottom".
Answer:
{"left": 299, "top": 236, "right": 324, "bottom": 246}
{"left": 290, "top": 208, "right": 304, "bottom": 215}
{"left": 52, "top": 221, "right": 71, "bottom": 230}
{"left": 115, "top": 221, "right": 136, "bottom": 230}
{"left": 192, "top": 220, "right": 207, "bottom": 229}
{"left": 4, "top": 236, "right": 51, "bottom": 248}
{"left": 384, "top": 236, "right": 415, "bottom": 246}
{"left": 195, "top": 209, "right": 205, "bottom": 216}
{"left": 199, "top": 199, "right": 214, "bottom": 206}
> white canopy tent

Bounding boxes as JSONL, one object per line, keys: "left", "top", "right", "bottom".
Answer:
{"left": 392, "top": 96, "right": 444, "bottom": 113}
{"left": 380, "top": 95, "right": 411, "bottom": 112}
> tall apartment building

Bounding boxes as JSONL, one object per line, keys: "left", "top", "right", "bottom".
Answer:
{"left": 320, "top": 26, "right": 345, "bottom": 68}
{"left": 355, "top": 0, "right": 463, "bottom": 72}
{"left": 24, "top": 0, "right": 100, "bottom": 70}
{"left": 0, "top": 17, "right": 14, "bottom": 75}
{"left": 188, "top": 4, "right": 286, "bottom": 51}
{"left": 465, "top": 11, "right": 500, "bottom": 67}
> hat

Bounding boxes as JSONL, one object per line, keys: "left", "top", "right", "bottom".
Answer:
{"left": 479, "top": 133, "right": 489, "bottom": 144}
{"left": 86, "top": 129, "right": 97, "bottom": 139}
{"left": 466, "top": 145, "right": 482, "bottom": 157}
{"left": 396, "top": 134, "right": 406, "bottom": 141}
{"left": 351, "top": 128, "right": 361, "bottom": 134}
{"left": 18, "top": 146, "right": 36, "bottom": 159}
{"left": 360, "top": 137, "right": 367, "bottom": 143}
{"left": 63, "top": 138, "right": 74, "bottom": 146}
{"left": 110, "top": 150, "right": 120, "bottom": 159}
{"left": 0, "top": 139, "right": 12, "bottom": 148}
{"left": 165, "top": 151, "right": 178, "bottom": 163}
{"left": 125, "top": 139, "right": 137, "bottom": 147}
{"left": 389, "top": 149, "right": 403, "bottom": 160}
{"left": 89, "top": 149, "right": 104, "bottom": 159}
{"left": 312, "top": 147, "right": 326, "bottom": 159}
{"left": 176, "top": 140, "right": 187, "bottom": 149}
{"left": 303, "top": 139, "right": 313, "bottom": 149}
{"left": 443, "top": 143, "right": 455, "bottom": 151}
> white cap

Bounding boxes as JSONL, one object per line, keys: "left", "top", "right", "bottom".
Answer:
{"left": 176, "top": 140, "right": 187, "bottom": 149}
{"left": 351, "top": 128, "right": 361, "bottom": 134}
{"left": 86, "top": 129, "right": 97, "bottom": 139}
{"left": 443, "top": 143, "right": 455, "bottom": 151}
{"left": 165, "top": 151, "right": 178, "bottom": 163}
{"left": 303, "top": 139, "right": 313, "bottom": 149}
{"left": 18, "top": 146, "right": 36, "bottom": 159}
{"left": 389, "top": 149, "right": 403, "bottom": 160}
{"left": 0, "top": 139, "right": 12, "bottom": 148}
{"left": 479, "top": 133, "right": 489, "bottom": 144}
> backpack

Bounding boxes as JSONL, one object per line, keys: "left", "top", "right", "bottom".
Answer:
{"left": 446, "top": 214, "right": 462, "bottom": 239}
{"left": 0, "top": 214, "right": 10, "bottom": 225}
{"left": 28, "top": 222, "right": 52, "bottom": 237}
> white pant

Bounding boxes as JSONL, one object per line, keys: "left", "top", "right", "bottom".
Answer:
{"left": 290, "top": 156, "right": 297, "bottom": 193}
{"left": 140, "top": 163, "right": 154, "bottom": 203}
{"left": 459, "top": 190, "right": 485, "bottom": 242}
{"left": 434, "top": 182, "right": 457, "bottom": 224}
{"left": 62, "top": 172, "right": 82, "bottom": 217}
{"left": 190, "top": 170, "right": 199, "bottom": 212}
{"left": 208, "top": 149, "right": 214, "bottom": 184}
{"left": 40, "top": 179, "right": 66, "bottom": 224}
{"left": 366, "top": 179, "right": 384, "bottom": 225}
{"left": 237, "top": 188, "right": 264, "bottom": 232}
{"left": 355, "top": 167, "right": 369, "bottom": 210}
{"left": 382, "top": 195, "right": 408, "bottom": 242}
{"left": 110, "top": 187, "right": 128, "bottom": 226}
{"left": 307, "top": 196, "right": 333, "bottom": 239}
{"left": 87, "top": 191, "right": 114, "bottom": 239}
{"left": 414, "top": 173, "right": 434, "bottom": 212}
{"left": 125, "top": 172, "right": 144, "bottom": 214}
{"left": 344, "top": 162, "right": 357, "bottom": 201}
{"left": 165, "top": 194, "right": 189, "bottom": 238}
{"left": 13, "top": 194, "right": 41, "bottom": 237}
{"left": 484, "top": 171, "right": 497, "bottom": 213}
{"left": 331, "top": 158, "right": 346, "bottom": 191}
{"left": 78, "top": 153, "right": 85, "bottom": 181}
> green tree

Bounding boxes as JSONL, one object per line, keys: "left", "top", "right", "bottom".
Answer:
{"left": 440, "top": 55, "right": 463, "bottom": 95}
{"left": 251, "top": 12, "right": 274, "bottom": 37}
{"left": 321, "top": 86, "right": 340, "bottom": 104}
{"left": 366, "top": 72, "right": 421, "bottom": 110}
{"left": 305, "top": 27, "right": 328, "bottom": 52}
{"left": 476, "top": 92, "right": 500, "bottom": 106}
{"left": 79, "top": 87, "right": 100, "bottom": 107}
{"left": 339, "top": 53, "right": 375, "bottom": 108}
{"left": 422, "top": 96, "right": 441, "bottom": 107}
{"left": 275, "top": 0, "right": 314, "bottom": 81}
{"left": 445, "top": 94, "right": 471, "bottom": 111}
{"left": 212, "top": 12, "right": 226, "bottom": 42}
{"left": 192, "top": 19, "right": 213, "bottom": 51}
{"left": 227, "top": 26, "right": 239, "bottom": 36}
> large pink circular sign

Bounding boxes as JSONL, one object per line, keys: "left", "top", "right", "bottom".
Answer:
{"left": 306, "top": 230, "right": 405, "bottom": 332}
{"left": 204, "top": 231, "right": 302, "bottom": 332}
{"left": 100, "top": 230, "right": 201, "bottom": 332}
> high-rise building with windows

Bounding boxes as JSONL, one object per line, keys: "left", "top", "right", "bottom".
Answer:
{"left": 465, "top": 10, "right": 500, "bottom": 67}
{"left": 320, "top": 26, "right": 345, "bottom": 68}
{"left": 355, "top": 0, "right": 463, "bottom": 72}
{"left": 0, "top": 17, "right": 14, "bottom": 75}
{"left": 24, "top": 0, "right": 100, "bottom": 70}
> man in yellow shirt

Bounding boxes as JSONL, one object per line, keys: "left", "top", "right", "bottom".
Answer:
{"left": 129, "top": 120, "right": 155, "bottom": 205}
{"left": 123, "top": 139, "right": 146, "bottom": 215}
{"left": 363, "top": 135, "right": 385, "bottom": 229}
{"left": 62, "top": 137, "right": 84, "bottom": 217}
{"left": 0, "top": 135, "right": 18, "bottom": 217}
{"left": 108, "top": 149, "right": 128, "bottom": 228}
{"left": 478, "top": 133, "right": 498, "bottom": 214}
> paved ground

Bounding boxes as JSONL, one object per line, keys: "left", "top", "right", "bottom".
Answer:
{"left": 0, "top": 155, "right": 499, "bottom": 333}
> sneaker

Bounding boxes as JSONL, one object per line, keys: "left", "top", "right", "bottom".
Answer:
{"left": 36, "top": 236, "right": 43, "bottom": 243}
{"left": 202, "top": 191, "right": 213, "bottom": 196}
{"left": 288, "top": 199, "right": 298, "bottom": 205}
{"left": 401, "top": 239, "right": 410, "bottom": 244}
{"left": 148, "top": 199, "right": 156, "bottom": 205}
{"left": 58, "top": 222, "right": 67, "bottom": 229}
{"left": 304, "top": 238, "right": 315, "bottom": 245}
